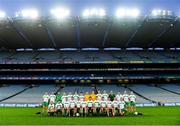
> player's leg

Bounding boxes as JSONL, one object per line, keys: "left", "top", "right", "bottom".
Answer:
{"left": 112, "top": 108, "right": 115, "bottom": 116}
{"left": 84, "top": 107, "right": 87, "bottom": 117}
{"left": 107, "top": 108, "right": 109, "bottom": 116}
{"left": 80, "top": 108, "right": 83, "bottom": 116}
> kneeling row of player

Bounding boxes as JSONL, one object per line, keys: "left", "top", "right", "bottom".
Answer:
{"left": 47, "top": 98, "right": 132, "bottom": 116}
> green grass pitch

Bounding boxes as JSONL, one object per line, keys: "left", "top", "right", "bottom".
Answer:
{"left": 0, "top": 106, "right": 180, "bottom": 125}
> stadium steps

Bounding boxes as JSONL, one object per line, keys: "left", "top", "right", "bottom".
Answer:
{"left": 122, "top": 85, "right": 157, "bottom": 103}
{"left": 156, "top": 85, "right": 180, "bottom": 95}
{"left": 0, "top": 85, "right": 33, "bottom": 102}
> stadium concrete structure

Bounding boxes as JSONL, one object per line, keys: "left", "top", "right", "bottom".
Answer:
{"left": 0, "top": 9, "right": 180, "bottom": 107}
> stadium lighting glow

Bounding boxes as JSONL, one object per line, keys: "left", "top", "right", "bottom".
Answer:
{"left": 116, "top": 8, "right": 140, "bottom": 18}
{"left": 151, "top": 9, "right": 172, "bottom": 16}
{"left": 0, "top": 11, "right": 6, "bottom": 18}
{"left": 20, "top": 9, "right": 39, "bottom": 19}
{"left": 50, "top": 8, "right": 70, "bottom": 19}
{"left": 82, "top": 8, "right": 106, "bottom": 17}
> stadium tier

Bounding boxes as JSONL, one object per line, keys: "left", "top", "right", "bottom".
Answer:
{"left": 0, "top": 50, "right": 179, "bottom": 63}
{"left": 0, "top": 84, "right": 179, "bottom": 105}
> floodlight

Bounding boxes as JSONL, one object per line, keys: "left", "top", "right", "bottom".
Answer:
{"left": 162, "top": 10, "right": 166, "bottom": 15}
{"left": 21, "top": 9, "right": 38, "bottom": 19}
{"left": 99, "top": 9, "right": 106, "bottom": 16}
{"left": 82, "top": 9, "right": 90, "bottom": 17}
{"left": 152, "top": 10, "right": 158, "bottom": 16}
{"left": 50, "top": 8, "right": 70, "bottom": 19}
{"left": 116, "top": 9, "right": 126, "bottom": 17}
{"left": 0, "top": 11, "right": 6, "bottom": 18}
{"left": 90, "top": 8, "right": 98, "bottom": 15}
{"left": 151, "top": 9, "right": 173, "bottom": 17}
{"left": 130, "top": 9, "right": 140, "bottom": 17}
{"left": 82, "top": 8, "right": 106, "bottom": 17}
{"left": 116, "top": 8, "right": 140, "bottom": 18}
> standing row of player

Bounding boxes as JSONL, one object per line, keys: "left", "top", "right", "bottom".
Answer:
{"left": 42, "top": 90, "right": 136, "bottom": 116}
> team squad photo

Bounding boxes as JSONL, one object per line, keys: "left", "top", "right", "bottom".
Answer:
{"left": 42, "top": 90, "right": 138, "bottom": 117}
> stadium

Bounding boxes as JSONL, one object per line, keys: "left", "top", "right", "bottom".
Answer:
{"left": 0, "top": 0, "right": 180, "bottom": 125}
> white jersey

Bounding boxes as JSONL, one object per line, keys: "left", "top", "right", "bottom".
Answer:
{"left": 64, "top": 101, "right": 70, "bottom": 108}
{"left": 70, "top": 100, "right": 76, "bottom": 108}
{"left": 107, "top": 101, "right": 112, "bottom": 108}
{"left": 76, "top": 101, "right": 81, "bottom": 108}
{"left": 113, "top": 101, "right": 118, "bottom": 108}
{"left": 73, "top": 95, "right": 79, "bottom": 102}
{"left": 129, "top": 95, "right": 136, "bottom": 102}
{"left": 81, "top": 101, "right": 87, "bottom": 108}
{"left": 123, "top": 94, "right": 129, "bottom": 102}
{"left": 50, "top": 95, "right": 56, "bottom": 103}
{"left": 48, "top": 104, "right": 54, "bottom": 111}
{"left": 118, "top": 101, "right": 125, "bottom": 109}
{"left": 79, "top": 95, "right": 84, "bottom": 102}
{"left": 96, "top": 94, "right": 102, "bottom": 101}
{"left": 62, "top": 95, "right": 67, "bottom": 103}
{"left": 43, "top": 95, "right": 49, "bottom": 102}
{"left": 67, "top": 95, "right": 73, "bottom": 101}
{"left": 94, "top": 100, "right": 100, "bottom": 108}
{"left": 102, "top": 93, "right": 108, "bottom": 101}
{"left": 116, "top": 94, "right": 123, "bottom": 101}
{"left": 87, "top": 100, "right": 93, "bottom": 107}
{"left": 55, "top": 103, "right": 63, "bottom": 110}
{"left": 101, "top": 101, "right": 107, "bottom": 108}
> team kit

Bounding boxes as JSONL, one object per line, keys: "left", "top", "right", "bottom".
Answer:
{"left": 42, "top": 90, "right": 136, "bottom": 117}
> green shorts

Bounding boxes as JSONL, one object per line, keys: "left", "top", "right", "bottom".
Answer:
{"left": 130, "top": 101, "right": 136, "bottom": 106}
{"left": 43, "top": 102, "right": 48, "bottom": 107}
{"left": 125, "top": 102, "right": 130, "bottom": 107}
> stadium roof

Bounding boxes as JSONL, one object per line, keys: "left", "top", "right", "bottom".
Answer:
{"left": 0, "top": 14, "right": 179, "bottom": 49}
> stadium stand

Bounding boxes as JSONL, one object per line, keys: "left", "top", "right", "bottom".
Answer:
{"left": 1, "top": 84, "right": 179, "bottom": 104}
{"left": 0, "top": 51, "right": 179, "bottom": 63}
{"left": 160, "top": 84, "right": 180, "bottom": 94}
{"left": 2, "top": 85, "right": 59, "bottom": 103}
{"left": 129, "top": 84, "right": 180, "bottom": 103}
{"left": 0, "top": 85, "right": 28, "bottom": 100}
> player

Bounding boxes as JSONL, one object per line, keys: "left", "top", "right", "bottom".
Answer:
{"left": 96, "top": 90, "right": 102, "bottom": 101}
{"left": 63, "top": 98, "right": 70, "bottom": 116}
{"left": 118, "top": 97, "right": 126, "bottom": 116}
{"left": 81, "top": 99, "right": 87, "bottom": 116}
{"left": 123, "top": 91, "right": 130, "bottom": 111}
{"left": 90, "top": 91, "right": 96, "bottom": 101}
{"left": 102, "top": 90, "right": 108, "bottom": 101}
{"left": 55, "top": 101, "right": 63, "bottom": 116}
{"left": 42, "top": 92, "right": 49, "bottom": 113}
{"left": 84, "top": 92, "right": 89, "bottom": 101}
{"left": 67, "top": 92, "right": 73, "bottom": 102}
{"left": 87, "top": 97, "right": 94, "bottom": 116}
{"left": 106, "top": 98, "right": 113, "bottom": 116}
{"left": 76, "top": 98, "right": 82, "bottom": 116}
{"left": 100, "top": 97, "right": 107, "bottom": 115}
{"left": 109, "top": 91, "right": 115, "bottom": 101}
{"left": 129, "top": 91, "right": 136, "bottom": 113}
{"left": 116, "top": 92, "right": 123, "bottom": 101}
{"left": 79, "top": 92, "right": 84, "bottom": 102}
{"left": 55, "top": 92, "right": 62, "bottom": 104}
{"left": 69, "top": 97, "right": 76, "bottom": 116}
{"left": 93, "top": 98, "right": 101, "bottom": 115}
{"left": 49, "top": 92, "right": 56, "bottom": 103}
{"left": 48, "top": 101, "right": 55, "bottom": 116}
{"left": 73, "top": 92, "right": 79, "bottom": 102}
{"left": 112, "top": 98, "right": 119, "bottom": 116}
{"left": 61, "top": 92, "right": 67, "bottom": 104}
